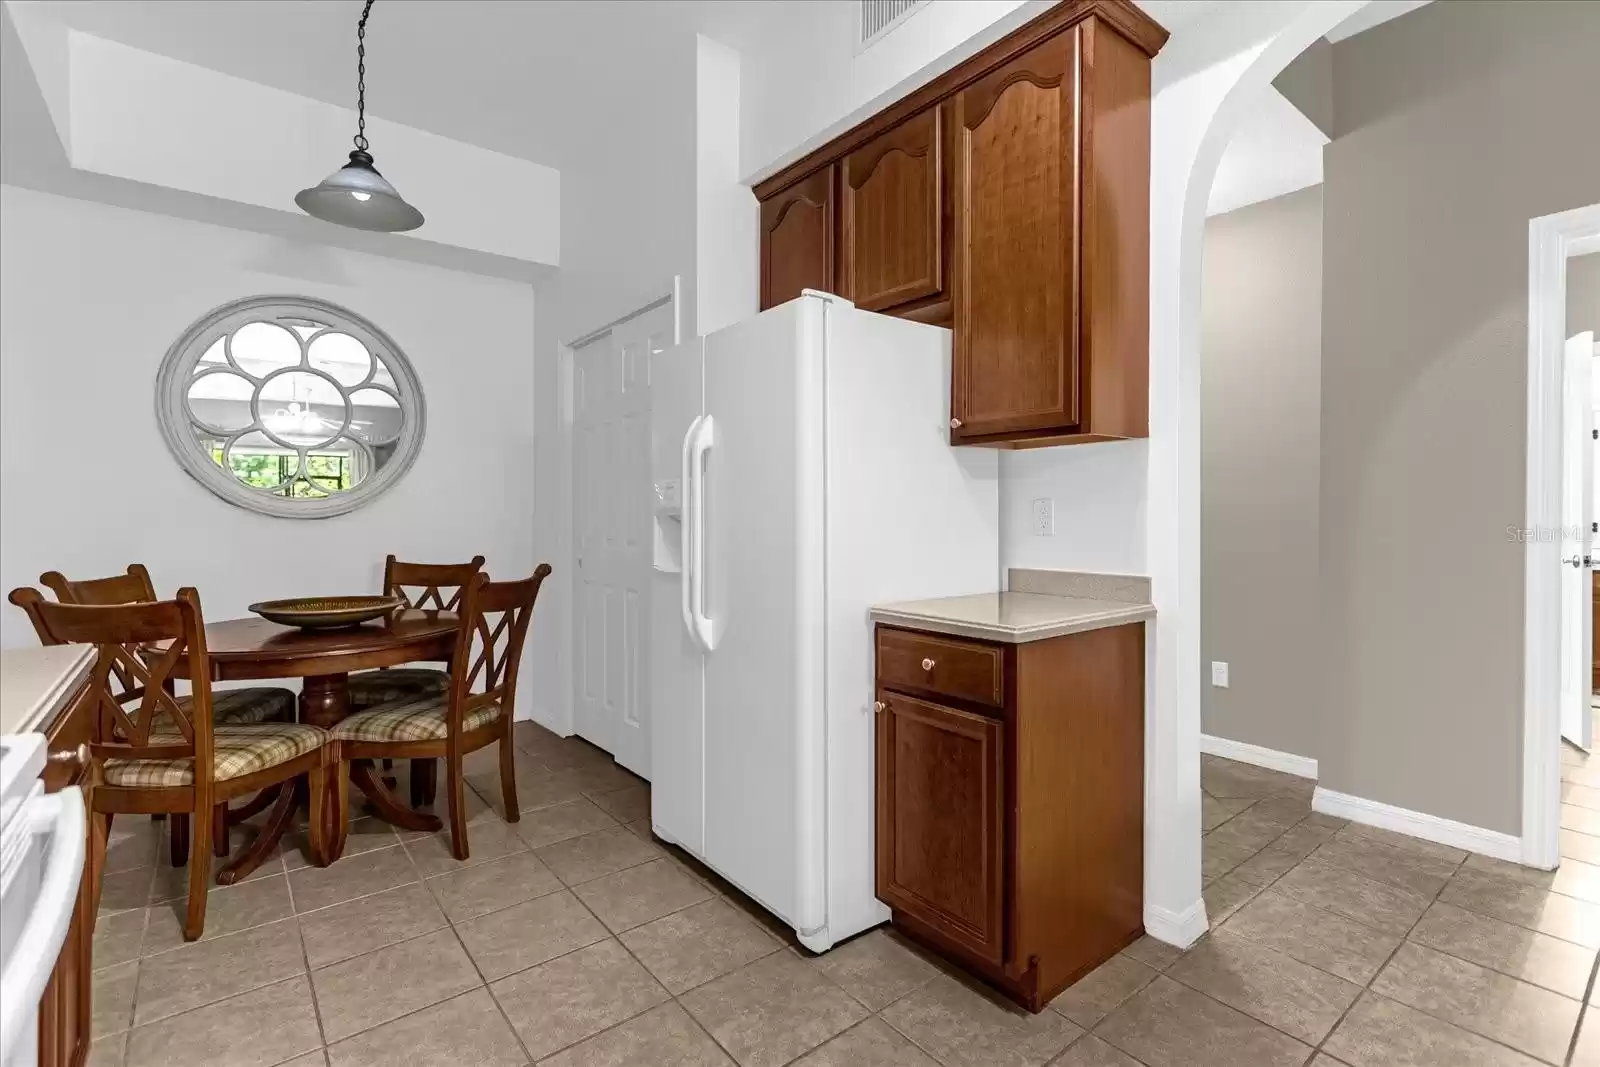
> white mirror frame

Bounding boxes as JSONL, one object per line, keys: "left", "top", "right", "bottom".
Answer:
{"left": 155, "top": 295, "right": 426, "bottom": 519}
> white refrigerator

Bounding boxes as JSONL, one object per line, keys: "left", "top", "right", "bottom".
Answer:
{"left": 649, "top": 292, "right": 998, "bottom": 952}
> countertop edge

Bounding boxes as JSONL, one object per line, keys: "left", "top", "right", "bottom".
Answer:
{"left": 1, "top": 645, "right": 95, "bottom": 736}
{"left": 869, "top": 602, "right": 1154, "bottom": 644}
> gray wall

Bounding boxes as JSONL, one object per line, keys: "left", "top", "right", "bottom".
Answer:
{"left": 1202, "top": 186, "right": 1324, "bottom": 759}
{"left": 1319, "top": 0, "right": 1600, "bottom": 834}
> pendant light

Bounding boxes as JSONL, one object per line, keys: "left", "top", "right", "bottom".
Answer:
{"left": 295, "top": 0, "right": 424, "bottom": 232}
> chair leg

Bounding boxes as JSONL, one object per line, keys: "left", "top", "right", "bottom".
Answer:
{"left": 331, "top": 759, "right": 351, "bottom": 862}
{"left": 184, "top": 805, "right": 212, "bottom": 941}
{"left": 212, "top": 803, "right": 230, "bottom": 858}
{"left": 410, "top": 759, "right": 437, "bottom": 809}
{"left": 170, "top": 812, "right": 190, "bottom": 867}
{"left": 498, "top": 733, "right": 520, "bottom": 823}
{"left": 446, "top": 758, "right": 469, "bottom": 862}
{"left": 307, "top": 765, "right": 330, "bottom": 868}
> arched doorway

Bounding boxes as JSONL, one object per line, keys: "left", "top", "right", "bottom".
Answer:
{"left": 1142, "top": 0, "right": 1371, "bottom": 947}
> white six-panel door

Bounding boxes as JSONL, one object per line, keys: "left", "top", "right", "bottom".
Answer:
{"left": 572, "top": 298, "right": 676, "bottom": 779}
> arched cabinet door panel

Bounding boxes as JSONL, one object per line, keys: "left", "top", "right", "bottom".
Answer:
{"left": 841, "top": 105, "right": 946, "bottom": 314}
{"left": 950, "top": 28, "right": 1081, "bottom": 442}
{"left": 760, "top": 166, "right": 835, "bottom": 310}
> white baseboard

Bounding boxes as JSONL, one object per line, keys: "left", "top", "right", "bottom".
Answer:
{"left": 1145, "top": 898, "right": 1209, "bottom": 948}
{"left": 1312, "top": 787, "right": 1523, "bottom": 863}
{"left": 1201, "top": 734, "right": 1317, "bottom": 780}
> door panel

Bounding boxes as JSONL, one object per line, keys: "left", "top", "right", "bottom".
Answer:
{"left": 876, "top": 692, "right": 1006, "bottom": 966}
{"left": 951, "top": 28, "right": 1080, "bottom": 439}
{"left": 701, "top": 298, "right": 827, "bottom": 929}
{"left": 573, "top": 300, "right": 675, "bottom": 777}
{"left": 841, "top": 106, "right": 944, "bottom": 312}
{"left": 761, "top": 167, "right": 835, "bottom": 310}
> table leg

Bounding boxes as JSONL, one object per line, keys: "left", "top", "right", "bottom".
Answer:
{"left": 300, "top": 673, "right": 350, "bottom": 728}
{"left": 350, "top": 761, "right": 443, "bottom": 833}
{"left": 216, "top": 784, "right": 294, "bottom": 885}
{"left": 296, "top": 673, "right": 351, "bottom": 857}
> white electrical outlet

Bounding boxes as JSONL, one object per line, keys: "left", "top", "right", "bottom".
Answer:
{"left": 1032, "top": 498, "right": 1054, "bottom": 537}
{"left": 1211, "top": 661, "right": 1230, "bottom": 688}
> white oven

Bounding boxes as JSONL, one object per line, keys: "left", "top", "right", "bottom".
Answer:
{"left": 0, "top": 732, "right": 85, "bottom": 1067}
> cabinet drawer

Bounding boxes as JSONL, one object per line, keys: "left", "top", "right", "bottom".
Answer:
{"left": 877, "top": 627, "right": 1004, "bottom": 707}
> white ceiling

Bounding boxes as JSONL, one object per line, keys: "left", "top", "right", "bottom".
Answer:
{"left": 27, "top": 0, "right": 1222, "bottom": 170}
{"left": 1208, "top": 87, "right": 1327, "bottom": 217}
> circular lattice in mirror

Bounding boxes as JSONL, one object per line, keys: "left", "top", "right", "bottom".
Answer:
{"left": 156, "top": 296, "right": 426, "bottom": 518}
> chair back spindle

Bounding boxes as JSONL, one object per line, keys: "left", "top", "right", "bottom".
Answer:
{"left": 384, "top": 555, "right": 486, "bottom": 612}
{"left": 13, "top": 589, "right": 216, "bottom": 782}
{"left": 447, "top": 566, "right": 552, "bottom": 735}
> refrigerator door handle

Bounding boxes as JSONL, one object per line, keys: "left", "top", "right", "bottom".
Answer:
{"left": 687, "top": 414, "right": 718, "bottom": 651}
{"left": 680, "top": 416, "right": 703, "bottom": 651}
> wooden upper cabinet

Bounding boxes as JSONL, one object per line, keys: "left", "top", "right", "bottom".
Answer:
{"left": 759, "top": 166, "right": 835, "bottom": 310}
{"left": 753, "top": 1, "right": 1164, "bottom": 446}
{"left": 876, "top": 692, "right": 1006, "bottom": 966}
{"left": 951, "top": 29, "right": 1080, "bottom": 440}
{"left": 840, "top": 106, "right": 946, "bottom": 314}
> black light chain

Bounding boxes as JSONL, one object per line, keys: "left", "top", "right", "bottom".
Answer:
{"left": 354, "top": 0, "right": 375, "bottom": 152}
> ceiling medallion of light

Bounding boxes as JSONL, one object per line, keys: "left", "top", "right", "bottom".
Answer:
{"left": 295, "top": 0, "right": 424, "bottom": 232}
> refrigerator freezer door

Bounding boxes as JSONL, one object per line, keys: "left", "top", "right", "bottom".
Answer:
{"left": 648, "top": 339, "right": 706, "bottom": 855}
{"left": 701, "top": 297, "right": 828, "bottom": 933}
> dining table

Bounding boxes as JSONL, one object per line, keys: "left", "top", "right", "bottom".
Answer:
{"left": 161, "top": 607, "right": 459, "bottom": 883}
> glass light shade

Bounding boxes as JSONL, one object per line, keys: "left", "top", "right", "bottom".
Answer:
{"left": 295, "top": 150, "right": 424, "bottom": 232}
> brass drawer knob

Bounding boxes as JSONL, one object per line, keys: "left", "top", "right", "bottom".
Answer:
{"left": 874, "top": 700, "right": 888, "bottom": 714}
{"left": 921, "top": 657, "right": 936, "bottom": 671}
{"left": 949, "top": 418, "right": 963, "bottom": 430}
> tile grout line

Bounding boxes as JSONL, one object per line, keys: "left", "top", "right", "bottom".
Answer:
{"left": 1206, "top": 759, "right": 1590, "bottom": 1065}
{"left": 1563, "top": 948, "right": 1600, "bottom": 1067}
{"left": 281, "top": 855, "right": 331, "bottom": 1059}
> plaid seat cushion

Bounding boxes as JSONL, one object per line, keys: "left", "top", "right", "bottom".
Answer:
{"left": 346, "top": 668, "right": 451, "bottom": 709}
{"left": 182, "top": 687, "right": 295, "bottom": 725}
{"left": 331, "top": 693, "right": 502, "bottom": 744}
{"left": 101, "top": 723, "right": 327, "bottom": 788}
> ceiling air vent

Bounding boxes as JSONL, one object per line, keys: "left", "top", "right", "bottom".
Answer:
{"left": 857, "top": 0, "right": 930, "bottom": 52}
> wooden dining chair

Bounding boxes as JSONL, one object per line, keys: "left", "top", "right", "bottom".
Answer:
{"left": 10, "top": 587, "right": 331, "bottom": 940}
{"left": 346, "top": 554, "right": 485, "bottom": 806}
{"left": 329, "top": 565, "right": 551, "bottom": 862}
{"left": 29, "top": 565, "right": 297, "bottom": 862}
{"left": 38, "top": 566, "right": 294, "bottom": 726}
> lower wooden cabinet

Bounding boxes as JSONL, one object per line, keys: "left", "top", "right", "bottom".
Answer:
{"left": 39, "top": 681, "right": 96, "bottom": 1067}
{"left": 876, "top": 693, "right": 1005, "bottom": 966}
{"left": 874, "top": 621, "right": 1145, "bottom": 1012}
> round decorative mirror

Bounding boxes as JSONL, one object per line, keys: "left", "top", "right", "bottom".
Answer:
{"left": 156, "top": 296, "right": 425, "bottom": 518}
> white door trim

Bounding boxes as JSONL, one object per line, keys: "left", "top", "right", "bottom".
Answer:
{"left": 1522, "top": 202, "right": 1600, "bottom": 870}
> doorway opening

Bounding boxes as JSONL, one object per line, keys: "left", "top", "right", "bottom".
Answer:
{"left": 1537, "top": 228, "right": 1600, "bottom": 867}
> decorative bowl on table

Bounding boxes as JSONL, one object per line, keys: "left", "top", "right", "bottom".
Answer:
{"left": 247, "top": 595, "right": 404, "bottom": 630}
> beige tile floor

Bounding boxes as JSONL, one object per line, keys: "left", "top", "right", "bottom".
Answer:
{"left": 85, "top": 720, "right": 1600, "bottom": 1067}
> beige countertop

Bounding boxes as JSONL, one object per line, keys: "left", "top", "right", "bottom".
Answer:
{"left": 0, "top": 644, "right": 94, "bottom": 736}
{"left": 870, "top": 590, "right": 1153, "bottom": 644}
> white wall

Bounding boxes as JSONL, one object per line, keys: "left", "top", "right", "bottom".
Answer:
{"left": 528, "top": 36, "right": 700, "bottom": 734}
{"left": 0, "top": 184, "right": 540, "bottom": 711}
{"left": 737, "top": 0, "right": 1034, "bottom": 178}
{"left": 998, "top": 444, "right": 1148, "bottom": 574}
{"left": 696, "top": 35, "right": 759, "bottom": 338}
{"left": 62, "top": 32, "right": 559, "bottom": 267}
